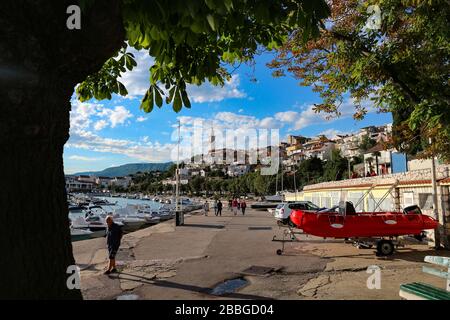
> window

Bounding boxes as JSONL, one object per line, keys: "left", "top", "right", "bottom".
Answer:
{"left": 419, "top": 193, "right": 433, "bottom": 210}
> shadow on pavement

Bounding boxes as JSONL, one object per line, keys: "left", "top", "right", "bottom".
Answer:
{"left": 115, "top": 272, "right": 274, "bottom": 300}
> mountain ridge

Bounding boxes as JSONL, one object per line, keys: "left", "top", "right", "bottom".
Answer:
{"left": 72, "top": 162, "right": 173, "bottom": 177}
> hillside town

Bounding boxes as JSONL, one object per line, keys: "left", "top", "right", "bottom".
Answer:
{"left": 66, "top": 123, "right": 421, "bottom": 193}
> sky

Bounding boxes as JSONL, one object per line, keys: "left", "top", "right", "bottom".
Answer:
{"left": 63, "top": 49, "right": 392, "bottom": 174}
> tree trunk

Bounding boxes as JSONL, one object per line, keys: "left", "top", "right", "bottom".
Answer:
{"left": 0, "top": 0, "right": 124, "bottom": 299}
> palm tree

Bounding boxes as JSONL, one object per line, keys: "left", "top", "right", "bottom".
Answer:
{"left": 372, "top": 151, "right": 381, "bottom": 175}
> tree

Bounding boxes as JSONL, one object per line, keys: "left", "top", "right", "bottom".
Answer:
{"left": 269, "top": 0, "right": 450, "bottom": 161}
{"left": 323, "top": 149, "right": 348, "bottom": 181}
{"left": 358, "top": 135, "right": 376, "bottom": 152}
{"left": 0, "top": 0, "right": 330, "bottom": 299}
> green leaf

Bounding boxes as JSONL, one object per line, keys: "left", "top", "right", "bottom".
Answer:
{"left": 140, "top": 89, "right": 154, "bottom": 113}
{"left": 173, "top": 88, "right": 182, "bottom": 112}
{"left": 206, "top": 14, "right": 216, "bottom": 31}
{"left": 154, "top": 86, "right": 163, "bottom": 107}
{"left": 181, "top": 89, "right": 191, "bottom": 108}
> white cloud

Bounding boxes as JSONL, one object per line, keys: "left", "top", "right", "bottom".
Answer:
{"left": 98, "top": 106, "right": 133, "bottom": 128}
{"left": 94, "top": 120, "right": 108, "bottom": 131}
{"left": 67, "top": 129, "right": 176, "bottom": 162}
{"left": 187, "top": 74, "right": 246, "bottom": 103}
{"left": 68, "top": 155, "right": 104, "bottom": 161}
{"left": 238, "top": 109, "right": 244, "bottom": 113}
{"left": 118, "top": 48, "right": 154, "bottom": 98}
{"left": 274, "top": 111, "right": 299, "bottom": 123}
{"left": 136, "top": 116, "right": 148, "bottom": 122}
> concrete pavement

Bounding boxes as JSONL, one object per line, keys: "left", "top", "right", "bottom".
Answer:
{"left": 73, "top": 205, "right": 450, "bottom": 300}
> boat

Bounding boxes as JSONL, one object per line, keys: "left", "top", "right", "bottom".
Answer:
{"left": 290, "top": 202, "right": 438, "bottom": 238}
{"left": 117, "top": 216, "right": 148, "bottom": 232}
{"left": 287, "top": 202, "right": 438, "bottom": 256}
{"left": 70, "top": 228, "right": 94, "bottom": 242}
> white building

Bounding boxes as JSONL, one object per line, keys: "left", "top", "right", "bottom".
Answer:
{"left": 227, "top": 164, "right": 250, "bottom": 177}
{"left": 65, "top": 176, "right": 93, "bottom": 192}
{"left": 110, "top": 176, "right": 132, "bottom": 189}
{"left": 96, "top": 176, "right": 112, "bottom": 189}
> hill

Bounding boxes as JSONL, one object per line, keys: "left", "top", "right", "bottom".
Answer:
{"left": 74, "top": 162, "right": 173, "bottom": 177}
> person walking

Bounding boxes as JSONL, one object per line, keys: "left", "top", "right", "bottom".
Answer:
{"left": 203, "top": 200, "right": 209, "bottom": 216}
{"left": 213, "top": 199, "right": 218, "bottom": 216}
{"left": 217, "top": 200, "right": 223, "bottom": 216}
{"left": 104, "top": 216, "right": 123, "bottom": 275}
{"left": 241, "top": 200, "right": 247, "bottom": 215}
{"left": 228, "top": 199, "right": 232, "bottom": 212}
{"left": 232, "top": 198, "right": 238, "bottom": 216}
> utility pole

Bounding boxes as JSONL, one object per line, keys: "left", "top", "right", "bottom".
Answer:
{"left": 293, "top": 168, "right": 298, "bottom": 201}
{"left": 348, "top": 157, "right": 351, "bottom": 179}
{"left": 430, "top": 150, "right": 441, "bottom": 249}
{"left": 175, "top": 120, "right": 183, "bottom": 226}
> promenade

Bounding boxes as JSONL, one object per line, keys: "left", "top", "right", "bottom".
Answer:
{"left": 73, "top": 205, "right": 449, "bottom": 300}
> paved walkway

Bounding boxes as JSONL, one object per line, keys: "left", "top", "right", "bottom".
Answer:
{"left": 73, "top": 206, "right": 450, "bottom": 300}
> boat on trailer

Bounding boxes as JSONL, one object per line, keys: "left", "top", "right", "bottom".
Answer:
{"left": 274, "top": 201, "right": 438, "bottom": 256}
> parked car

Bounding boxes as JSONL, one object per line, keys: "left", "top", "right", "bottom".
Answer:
{"left": 274, "top": 201, "right": 320, "bottom": 226}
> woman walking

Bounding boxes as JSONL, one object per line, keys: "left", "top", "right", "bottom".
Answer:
{"left": 241, "top": 200, "right": 247, "bottom": 215}
{"left": 232, "top": 198, "right": 238, "bottom": 216}
{"left": 203, "top": 200, "right": 209, "bottom": 216}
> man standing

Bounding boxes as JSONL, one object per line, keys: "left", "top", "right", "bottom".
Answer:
{"left": 105, "top": 216, "right": 123, "bottom": 275}
{"left": 241, "top": 200, "right": 247, "bottom": 215}
{"left": 213, "top": 199, "right": 218, "bottom": 216}
{"left": 203, "top": 200, "right": 210, "bottom": 216}
{"left": 217, "top": 200, "right": 223, "bottom": 216}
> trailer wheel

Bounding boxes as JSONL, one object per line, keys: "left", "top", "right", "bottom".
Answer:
{"left": 376, "top": 240, "right": 394, "bottom": 256}
{"left": 276, "top": 249, "right": 283, "bottom": 255}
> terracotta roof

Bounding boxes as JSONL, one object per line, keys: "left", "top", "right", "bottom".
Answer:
{"left": 366, "top": 143, "right": 385, "bottom": 153}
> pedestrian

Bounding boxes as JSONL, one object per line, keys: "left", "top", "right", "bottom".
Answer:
{"left": 228, "top": 199, "right": 232, "bottom": 212}
{"left": 203, "top": 200, "right": 209, "bottom": 216}
{"left": 104, "top": 215, "right": 123, "bottom": 275}
{"left": 232, "top": 198, "right": 238, "bottom": 216}
{"left": 241, "top": 200, "right": 247, "bottom": 215}
{"left": 213, "top": 199, "right": 218, "bottom": 216}
{"left": 237, "top": 200, "right": 241, "bottom": 210}
{"left": 217, "top": 200, "right": 223, "bottom": 216}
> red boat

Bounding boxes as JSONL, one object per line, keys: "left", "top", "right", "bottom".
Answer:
{"left": 286, "top": 202, "right": 438, "bottom": 256}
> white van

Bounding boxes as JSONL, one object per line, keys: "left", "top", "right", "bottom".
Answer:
{"left": 274, "top": 201, "right": 320, "bottom": 226}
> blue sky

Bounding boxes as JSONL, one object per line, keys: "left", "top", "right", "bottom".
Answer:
{"left": 64, "top": 49, "right": 392, "bottom": 174}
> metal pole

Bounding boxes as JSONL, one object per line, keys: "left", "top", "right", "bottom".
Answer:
{"left": 294, "top": 169, "right": 297, "bottom": 201}
{"left": 348, "top": 157, "right": 351, "bottom": 179}
{"left": 175, "top": 120, "right": 183, "bottom": 226}
{"left": 430, "top": 152, "right": 441, "bottom": 249}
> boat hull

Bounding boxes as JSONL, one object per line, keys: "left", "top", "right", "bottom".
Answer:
{"left": 290, "top": 210, "right": 438, "bottom": 238}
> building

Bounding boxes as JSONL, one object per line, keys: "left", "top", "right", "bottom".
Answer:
{"left": 65, "top": 176, "right": 93, "bottom": 192}
{"left": 302, "top": 136, "right": 335, "bottom": 161}
{"left": 110, "top": 176, "right": 132, "bottom": 189}
{"left": 96, "top": 176, "right": 112, "bottom": 189}
{"left": 284, "top": 164, "right": 450, "bottom": 248}
{"left": 227, "top": 164, "right": 251, "bottom": 177}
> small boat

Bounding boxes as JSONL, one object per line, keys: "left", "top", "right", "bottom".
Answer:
{"left": 70, "top": 228, "right": 94, "bottom": 242}
{"left": 118, "top": 217, "right": 148, "bottom": 232}
{"left": 290, "top": 202, "right": 438, "bottom": 238}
